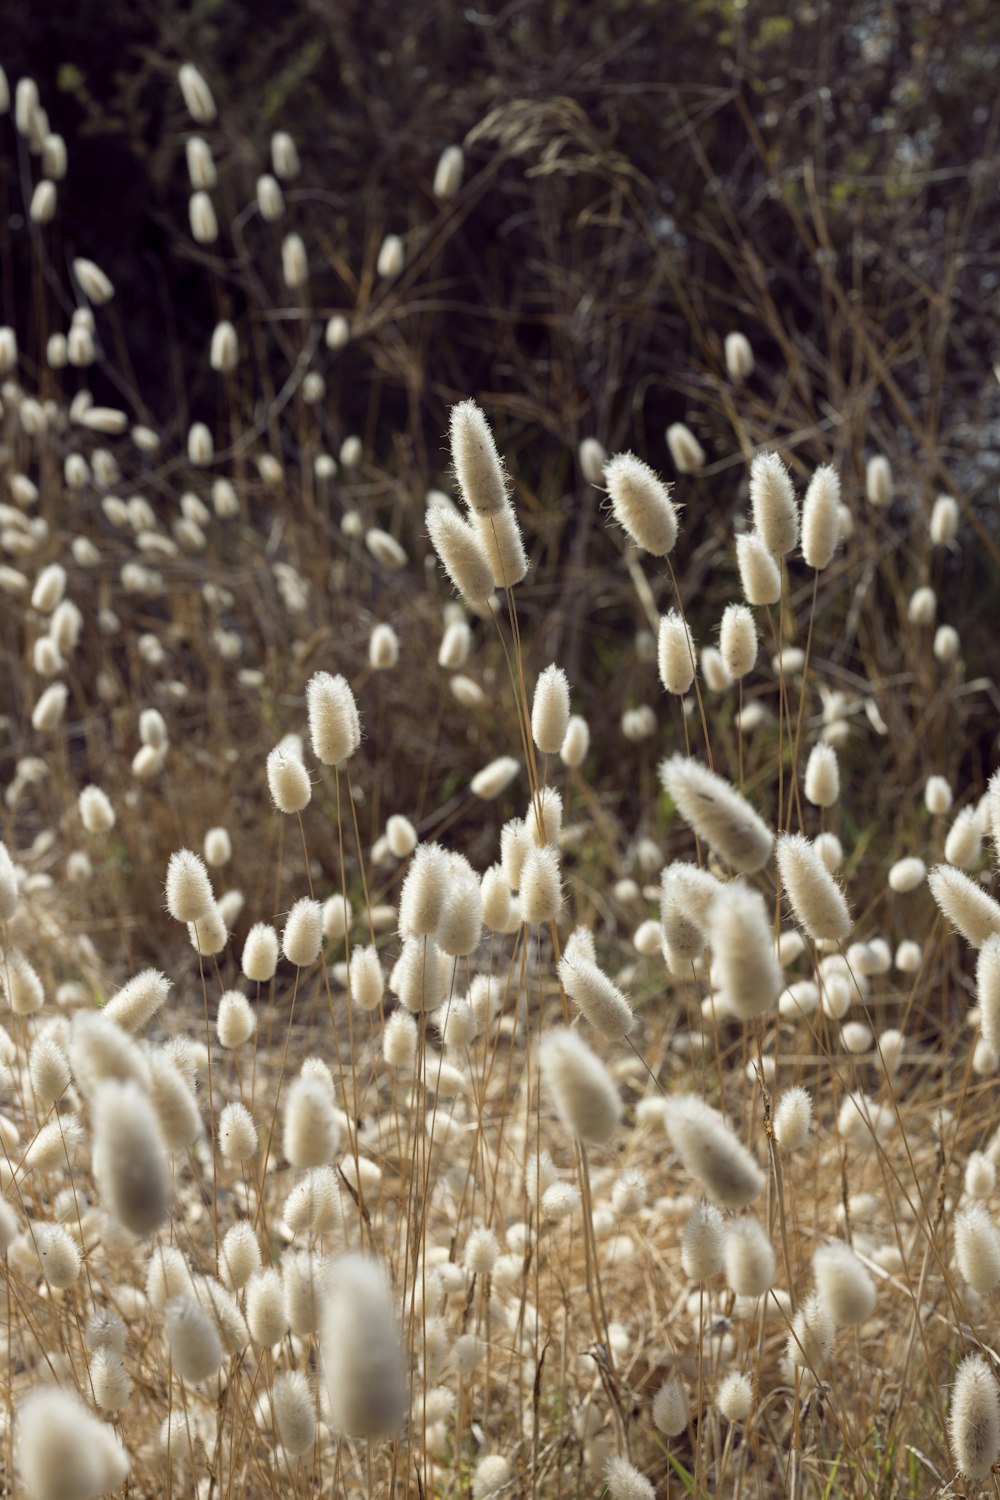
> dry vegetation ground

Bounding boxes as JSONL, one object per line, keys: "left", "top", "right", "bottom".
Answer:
{"left": 2, "top": 8, "right": 1000, "bottom": 1499}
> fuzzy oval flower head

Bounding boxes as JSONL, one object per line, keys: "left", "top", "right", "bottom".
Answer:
{"left": 449, "top": 399, "right": 509, "bottom": 517}
{"left": 929, "top": 865, "right": 1000, "bottom": 949}
{"left": 663, "top": 1095, "right": 764, "bottom": 1209}
{"left": 776, "top": 833, "right": 851, "bottom": 943}
{"left": 165, "top": 848, "right": 214, "bottom": 924}
{"left": 801, "top": 464, "right": 841, "bottom": 570}
{"left": 750, "top": 450, "right": 798, "bottom": 557}
{"left": 705, "top": 880, "right": 783, "bottom": 1019}
{"left": 539, "top": 1027, "right": 623, "bottom": 1145}
{"left": 605, "top": 1455, "right": 655, "bottom": 1500}
{"left": 306, "top": 671, "right": 361, "bottom": 766}
{"left": 604, "top": 452, "right": 678, "bottom": 557}
{"left": 426, "top": 506, "right": 495, "bottom": 602}
{"left": 17, "top": 1386, "right": 129, "bottom": 1500}
{"left": 322, "top": 1254, "right": 407, "bottom": 1440}
{"left": 557, "top": 954, "right": 634, "bottom": 1039}
{"left": 949, "top": 1353, "right": 1000, "bottom": 1483}
{"left": 813, "top": 1241, "right": 876, "bottom": 1326}
{"left": 660, "top": 755, "right": 774, "bottom": 874}
{"left": 532, "top": 664, "right": 571, "bottom": 755}
{"left": 92, "top": 1080, "right": 170, "bottom": 1236}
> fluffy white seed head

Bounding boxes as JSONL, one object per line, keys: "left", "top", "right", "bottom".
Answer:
{"left": 652, "top": 1376, "right": 688, "bottom": 1436}
{"left": 433, "top": 144, "right": 464, "bottom": 200}
{"left": 257, "top": 173, "right": 284, "bottom": 220}
{"left": 179, "top": 62, "right": 216, "bottom": 122}
{"left": 813, "top": 1242, "right": 876, "bottom": 1325}
{"left": 929, "top": 865, "right": 1000, "bottom": 948}
{"left": 955, "top": 1203, "right": 1000, "bottom": 1294}
{"left": 804, "top": 743, "right": 840, "bottom": 807}
{"left": 561, "top": 714, "right": 590, "bottom": 767}
{"left": 449, "top": 399, "right": 509, "bottom": 517}
{"left": 664, "top": 1096, "right": 764, "bottom": 1209}
{"left": 349, "top": 944, "right": 385, "bottom": 1012}
{"left": 104, "top": 968, "right": 171, "bottom": 1033}
{"left": 532, "top": 664, "right": 571, "bottom": 754}
{"left": 930, "top": 493, "right": 959, "bottom": 547}
{"left": 471, "top": 756, "right": 521, "bottom": 800}
{"left": 29, "top": 1036, "right": 71, "bottom": 1108}
{"left": 218, "top": 1102, "right": 257, "bottom": 1162}
{"left": 31, "top": 681, "right": 68, "bottom": 732}
{"left": 377, "top": 233, "right": 405, "bottom": 279}
{"left": 282, "top": 232, "right": 308, "bottom": 288}
{"left": 935, "top": 621, "right": 961, "bottom": 664}
{"left": 322, "top": 1254, "right": 407, "bottom": 1439}
{"left": 165, "top": 848, "right": 214, "bottom": 924}
{"left": 604, "top": 1456, "right": 655, "bottom": 1500}
{"left": 866, "top": 454, "right": 893, "bottom": 507}
{"left": 271, "top": 130, "right": 301, "bottom": 180}
{"left": 16, "top": 1387, "right": 128, "bottom": 1500}
{"left": 750, "top": 450, "right": 797, "bottom": 556}
{"left": 282, "top": 897, "right": 323, "bottom": 966}
{"left": 719, "top": 603, "right": 757, "bottom": 678}
{"left": 166, "top": 1293, "right": 223, "bottom": 1383}
{"left": 519, "top": 845, "right": 562, "bottom": 924}
{"left": 243, "top": 922, "right": 279, "bottom": 982}
{"left": 37, "top": 1223, "right": 82, "bottom": 1289}
{"left": 273, "top": 1370, "right": 316, "bottom": 1457}
{"left": 579, "top": 437, "right": 607, "bottom": 484}
{"left": 473, "top": 1455, "right": 512, "bottom": 1498}
{"left": 657, "top": 611, "right": 696, "bottom": 696}
{"left": 437, "top": 860, "right": 483, "bottom": 956}
{"left": 723, "top": 1216, "right": 774, "bottom": 1296}
{"left": 888, "top": 856, "right": 926, "bottom": 893}
{"left": 949, "top": 1354, "right": 1000, "bottom": 1481}
{"left": 773, "top": 1087, "right": 812, "bottom": 1150}
{"left": 399, "top": 842, "right": 450, "bottom": 936}
{"left": 267, "top": 744, "right": 311, "bottom": 814}
{"left": 947, "top": 810, "right": 983, "bottom": 870}
{"left": 427, "top": 507, "right": 496, "bottom": 602}
{"left": 284, "top": 1074, "right": 342, "bottom": 1167}
{"left": 76, "top": 785, "right": 114, "bottom": 835}
{"left": 393, "top": 935, "right": 445, "bottom": 1013}
{"left": 718, "top": 1370, "right": 753, "bottom": 1421}
{"left": 786, "top": 1290, "right": 834, "bottom": 1372}
{"left": 801, "top": 465, "right": 841, "bottom": 569}
{"left": 604, "top": 452, "right": 678, "bottom": 556}
{"left": 558, "top": 955, "right": 634, "bottom": 1039}
{"left": 246, "top": 1268, "right": 287, "bottom": 1346}
{"left": 661, "top": 755, "right": 773, "bottom": 873}
{"left": 667, "top": 422, "right": 705, "bottom": 475}
{"left": 706, "top": 881, "right": 783, "bottom": 1019}
{"left": 92, "top": 1080, "right": 170, "bottom": 1236}
{"left": 1, "top": 948, "right": 44, "bottom": 1020}
{"left": 539, "top": 1028, "right": 623, "bottom": 1145}
{"left": 473, "top": 504, "right": 528, "bottom": 589}
{"left": 725, "top": 331, "right": 754, "bottom": 381}
{"left": 777, "top": 833, "right": 851, "bottom": 942}
{"left": 306, "top": 672, "right": 361, "bottom": 766}
{"left": 90, "top": 1346, "right": 131, "bottom": 1411}
{"left": 681, "top": 1202, "right": 725, "bottom": 1280}
{"left": 660, "top": 862, "right": 721, "bottom": 962}
{"left": 217, "top": 1223, "right": 262, "bottom": 1294}
{"left": 736, "top": 531, "right": 781, "bottom": 606}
